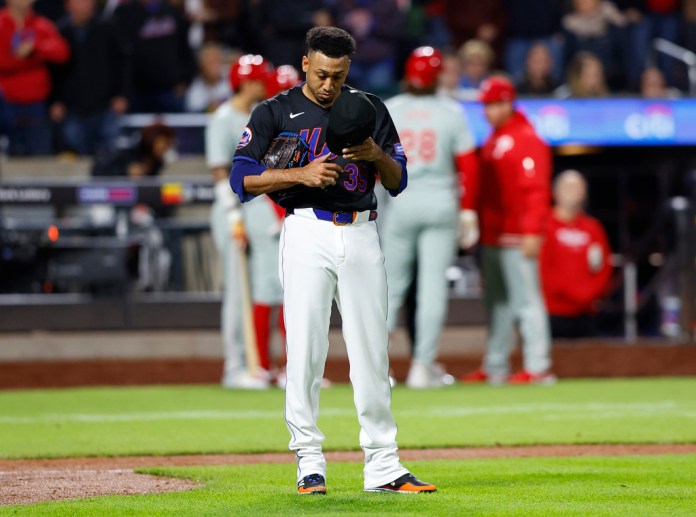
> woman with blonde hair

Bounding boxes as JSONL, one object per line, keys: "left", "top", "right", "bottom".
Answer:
{"left": 556, "top": 51, "right": 609, "bottom": 98}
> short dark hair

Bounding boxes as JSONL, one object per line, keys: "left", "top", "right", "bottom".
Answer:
{"left": 306, "top": 26, "right": 356, "bottom": 58}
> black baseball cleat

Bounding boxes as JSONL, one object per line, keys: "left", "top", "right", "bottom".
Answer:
{"left": 297, "top": 473, "right": 327, "bottom": 495}
{"left": 364, "top": 473, "right": 437, "bottom": 493}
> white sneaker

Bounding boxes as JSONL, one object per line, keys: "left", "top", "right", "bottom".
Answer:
{"left": 432, "top": 363, "right": 456, "bottom": 386}
{"left": 221, "top": 370, "right": 270, "bottom": 390}
{"left": 405, "top": 361, "right": 453, "bottom": 389}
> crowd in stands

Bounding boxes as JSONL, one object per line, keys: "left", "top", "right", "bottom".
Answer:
{"left": 0, "top": 0, "right": 694, "bottom": 155}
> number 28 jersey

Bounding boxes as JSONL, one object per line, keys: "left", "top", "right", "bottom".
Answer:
{"left": 232, "top": 84, "right": 407, "bottom": 212}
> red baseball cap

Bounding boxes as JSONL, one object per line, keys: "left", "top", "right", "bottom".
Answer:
{"left": 478, "top": 77, "right": 517, "bottom": 104}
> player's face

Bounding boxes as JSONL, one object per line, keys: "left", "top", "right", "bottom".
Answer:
{"left": 555, "top": 174, "right": 587, "bottom": 210}
{"left": 302, "top": 51, "right": 350, "bottom": 106}
{"left": 483, "top": 101, "right": 514, "bottom": 129}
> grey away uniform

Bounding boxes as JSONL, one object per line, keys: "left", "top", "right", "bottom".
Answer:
{"left": 383, "top": 93, "right": 475, "bottom": 367}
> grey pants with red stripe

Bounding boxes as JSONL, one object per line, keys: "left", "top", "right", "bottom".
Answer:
{"left": 481, "top": 246, "right": 552, "bottom": 376}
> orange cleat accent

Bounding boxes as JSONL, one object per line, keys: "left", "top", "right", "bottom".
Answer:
{"left": 297, "top": 474, "right": 326, "bottom": 495}
{"left": 365, "top": 473, "right": 436, "bottom": 494}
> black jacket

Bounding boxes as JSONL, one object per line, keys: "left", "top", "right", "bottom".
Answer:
{"left": 52, "top": 15, "right": 131, "bottom": 115}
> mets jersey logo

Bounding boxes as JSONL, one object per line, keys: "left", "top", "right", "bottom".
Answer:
{"left": 237, "top": 127, "right": 252, "bottom": 150}
{"left": 394, "top": 143, "right": 405, "bottom": 156}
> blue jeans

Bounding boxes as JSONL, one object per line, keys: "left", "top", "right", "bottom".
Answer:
{"left": 0, "top": 99, "right": 51, "bottom": 156}
{"left": 61, "top": 110, "right": 121, "bottom": 155}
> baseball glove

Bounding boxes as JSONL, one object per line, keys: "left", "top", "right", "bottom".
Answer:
{"left": 262, "top": 132, "right": 309, "bottom": 170}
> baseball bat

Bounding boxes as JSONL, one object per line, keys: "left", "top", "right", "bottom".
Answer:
{"left": 237, "top": 242, "right": 261, "bottom": 376}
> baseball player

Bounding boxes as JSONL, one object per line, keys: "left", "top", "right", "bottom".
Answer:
{"left": 459, "top": 76, "right": 555, "bottom": 385}
{"left": 230, "top": 26, "right": 436, "bottom": 495}
{"left": 383, "top": 47, "right": 478, "bottom": 388}
{"left": 540, "top": 170, "right": 612, "bottom": 338}
{"left": 206, "top": 54, "right": 273, "bottom": 389}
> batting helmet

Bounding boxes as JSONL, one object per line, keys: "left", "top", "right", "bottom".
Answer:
{"left": 267, "top": 65, "right": 302, "bottom": 97}
{"left": 229, "top": 54, "right": 272, "bottom": 93}
{"left": 405, "top": 46, "right": 443, "bottom": 89}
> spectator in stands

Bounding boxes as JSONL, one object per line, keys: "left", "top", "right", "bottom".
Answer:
{"left": 111, "top": 0, "right": 195, "bottom": 113}
{"left": 615, "top": 1, "right": 650, "bottom": 90}
{"left": 91, "top": 122, "right": 175, "bottom": 178}
{"left": 457, "top": 40, "right": 495, "bottom": 99}
{"left": 556, "top": 51, "right": 609, "bottom": 98}
{"left": 683, "top": 0, "right": 696, "bottom": 60}
{"left": 502, "top": 0, "right": 564, "bottom": 83}
{"left": 185, "top": 43, "right": 231, "bottom": 112}
{"left": 443, "top": 0, "right": 506, "bottom": 58}
{"left": 516, "top": 43, "right": 560, "bottom": 95}
{"left": 50, "top": 0, "right": 131, "bottom": 155}
{"left": 437, "top": 51, "right": 469, "bottom": 100}
{"left": 262, "top": 0, "right": 331, "bottom": 68}
{"left": 335, "top": 0, "right": 405, "bottom": 96}
{"left": 644, "top": 0, "right": 680, "bottom": 85}
{"left": 0, "top": 0, "right": 69, "bottom": 155}
{"left": 562, "top": 0, "right": 628, "bottom": 88}
{"left": 195, "top": 0, "right": 243, "bottom": 49}
{"left": 640, "top": 66, "right": 680, "bottom": 97}
{"left": 540, "top": 170, "right": 613, "bottom": 338}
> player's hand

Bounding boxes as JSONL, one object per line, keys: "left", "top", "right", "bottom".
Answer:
{"left": 521, "top": 234, "right": 542, "bottom": 259}
{"left": 458, "top": 209, "right": 479, "bottom": 249}
{"left": 342, "top": 138, "right": 382, "bottom": 162}
{"left": 231, "top": 219, "right": 248, "bottom": 249}
{"left": 299, "top": 154, "right": 341, "bottom": 188}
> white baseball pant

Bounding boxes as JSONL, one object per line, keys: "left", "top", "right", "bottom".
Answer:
{"left": 279, "top": 208, "right": 408, "bottom": 488}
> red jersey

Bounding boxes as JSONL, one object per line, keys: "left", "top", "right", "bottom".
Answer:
{"left": 462, "top": 111, "right": 551, "bottom": 247}
{"left": 0, "top": 9, "right": 69, "bottom": 103}
{"left": 540, "top": 211, "right": 612, "bottom": 316}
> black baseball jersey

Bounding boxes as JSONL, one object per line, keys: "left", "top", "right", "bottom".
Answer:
{"left": 232, "top": 84, "right": 407, "bottom": 212}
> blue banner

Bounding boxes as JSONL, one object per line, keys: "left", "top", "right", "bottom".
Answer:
{"left": 461, "top": 99, "right": 696, "bottom": 147}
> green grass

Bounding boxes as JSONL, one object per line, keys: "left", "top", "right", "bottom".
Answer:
{"left": 3, "top": 455, "right": 696, "bottom": 516}
{"left": 1, "top": 378, "right": 695, "bottom": 459}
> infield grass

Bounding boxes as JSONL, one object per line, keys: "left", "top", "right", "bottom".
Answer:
{"left": 0, "top": 378, "right": 695, "bottom": 459}
{"left": 3, "top": 455, "right": 696, "bottom": 515}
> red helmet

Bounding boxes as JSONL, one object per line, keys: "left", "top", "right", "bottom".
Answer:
{"left": 267, "top": 64, "right": 302, "bottom": 97}
{"left": 229, "top": 54, "right": 272, "bottom": 93}
{"left": 405, "top": 46, "right": 443, "bottom": 89}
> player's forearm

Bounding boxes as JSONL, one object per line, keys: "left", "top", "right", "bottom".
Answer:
{"left": 374, "top": 150, "right": 402, "bottom": 190}
{"left": 243, "top": 169, "right": 301, "bottom": 195}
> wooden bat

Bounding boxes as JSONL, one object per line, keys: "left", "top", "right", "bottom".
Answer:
{"left": 236, "top": 241, "right": 260, "bottom": 376}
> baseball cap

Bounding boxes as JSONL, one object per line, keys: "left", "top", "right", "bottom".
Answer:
{"left": 478, "top": 76, "right": 517, "bottom": 104}
{"left": 326, "top": 89, "right": 376, "bottom": 155}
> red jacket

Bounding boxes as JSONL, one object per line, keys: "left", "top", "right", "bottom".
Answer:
{"left": 463, "top": 111, "right": 551, "bottom": 247}
{"left": 0, "top": 9, "right": 69, "bottom": 103}
{"left": 540, "top": 211, "right": 613, "bottom": 316}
